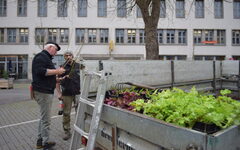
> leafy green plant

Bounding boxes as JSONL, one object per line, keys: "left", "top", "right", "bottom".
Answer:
{"left": 2, "top": 70, "right": 9, "bottom": 79}
{"left": 130, "top": 87, "right": 240, "bottom": 129}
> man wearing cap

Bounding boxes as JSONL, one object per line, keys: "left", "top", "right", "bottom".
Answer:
{"left": 32, "top": 42, "right": 65, "bottom": 150}
{"left": 56, "top": 51, "right": 80, "bottom": 140}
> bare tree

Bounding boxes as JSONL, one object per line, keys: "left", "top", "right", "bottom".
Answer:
{"left": 135, "top": 0, "right": 160, "bottom": 60}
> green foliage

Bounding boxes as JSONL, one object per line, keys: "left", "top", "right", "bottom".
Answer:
{"left": 2, "top": 70, "right": 9, "bottom": 79}
{"left": 130, "top": 87, "right": 240, "bottom": 129}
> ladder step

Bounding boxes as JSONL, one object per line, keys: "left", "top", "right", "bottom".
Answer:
{"left": 73, "top": 124, "right": 89, "bottom": 139}
{"left": 79, "top": 97, "right": 95, "bottom": 107}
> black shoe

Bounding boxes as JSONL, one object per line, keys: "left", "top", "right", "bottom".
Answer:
{"left": 62, "top": 132, "right": 71, "bottom": 141}
{"left": 36, "top": 138, "right": 43, "bottom": 149}
{"left": 43, "top": 141, "right": 56, "bottom": 150}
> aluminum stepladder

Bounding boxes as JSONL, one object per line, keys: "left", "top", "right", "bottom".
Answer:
{"left": 70, "top": 71, "right": 107, "bottom": 150}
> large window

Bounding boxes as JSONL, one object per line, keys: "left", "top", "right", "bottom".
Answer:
{"left": 35, "top": 28, "right": 45, "bottom": 44}
{"left": 193, "top": 29, "right": 226, "bottom": 45}
{"left": 48, "top": 28, "right": 57, "bottom": 43}
{"left": 19, "top": 28, "right": 28, "bottom": 43}
{"left": 160, "top": 0, "right": 166, "bottom": 18}
{"left": 78, "top": 0, "right": 87, "bottom": 17}
{"left": 117, "top": 0, "right": 126, "bottom": 17}
{"left": 76, "top": 28, "right": 85, "bottom": 44}
{"left": 98, "top": 0, "right": 107, "bottom": 17}
{"left": 0, "top": 0, "right": 7, "bottom": 17}
{"left": 116, "top": 29, "right": 124, "bottom": 43}
{"left": 139, "top": 29, "right": 145, "bottom": 44}
{"left": 195, "top": 0, "right": 204, "bottom": 18}
{"left": 232, "top": 30, "right": 240, "bottom": 45}
{"left": 38, "top": 0, "right": 47, "bottom": 17}
{"left": 217, "top": 30, "right": 225, "bottom": 45}
{"left": 100, "top": 29, "right": 108, "bottom": 43}
{"left": 7, "top": 29, "right": 16, "bottom": 43}
{"left": 166, "top": 30, "right": 175, "bottom": 44}
{"left": 157, "top": 29, "right": 164, "bottom": 44}
{"left": 60, "top": 28, "right": 69, "bottom": 44}
{"left": 214, "top": 0, "right": 223, "bottom": 18}
{"left": 58, "top": 0, "right": 68, "bottom": 17}
{"left": 0, "top": 28, "right": 4, "bottom": 43}
{"left": 176, "top": 0, "right": 185, "bottom": 18}
{"left": 178, "top": 29, "right": 186, "bottom": 44}
{"left": 136, "top": 5, "right": 142, "bottom": 18}
{"left": 234, "top": 0, "right": 240, "bottom": 19}
{"left": 127, "top": 29, "right": 136, "bottom": 44}
{"left": 17, "top": 0, "right": 27, "bottom": 17}
{"left": 88, "top": 29, "right": 97, "bottom": 43}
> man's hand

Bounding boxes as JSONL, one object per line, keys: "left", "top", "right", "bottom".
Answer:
{"left": 56, "top": 67, "right": 65, "bottom": 75}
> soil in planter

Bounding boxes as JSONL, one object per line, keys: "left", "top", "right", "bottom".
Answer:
{"left": 192, "top": 122, "right": 221, "bottom": 134}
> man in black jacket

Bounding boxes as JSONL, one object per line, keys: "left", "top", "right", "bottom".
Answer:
{"left": 32, "top": 42, "right": 65, "bottom": 150}
{"left": 56, "top": 51, "right": 80, "bottom": 140}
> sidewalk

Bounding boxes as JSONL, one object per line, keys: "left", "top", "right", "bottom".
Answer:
{"left": 0, "top": 83, "right": 75, "bottom": 150}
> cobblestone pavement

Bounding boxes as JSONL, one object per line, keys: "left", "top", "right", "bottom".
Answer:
{"left": 0, "top": 83, "right": 76, "bottom": 150}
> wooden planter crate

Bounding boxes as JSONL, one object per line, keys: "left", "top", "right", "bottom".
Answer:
{"left": 0, "top": 78, "right": 14, "bottom": 89}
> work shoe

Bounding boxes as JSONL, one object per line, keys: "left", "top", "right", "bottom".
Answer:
{"left": 36, "top": 138, "right": 43, "bottom": 149}
{"left": 63, "top": 132, "right": 71, "bottom": 140}
{"left": 43, "top": 141, "right": 56, "bottom": 150}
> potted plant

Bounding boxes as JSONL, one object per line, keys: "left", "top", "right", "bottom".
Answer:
{"left": 0, "top": 70, "right": 13, "bottom": 89}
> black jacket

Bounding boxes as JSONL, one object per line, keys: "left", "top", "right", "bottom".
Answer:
{"left": 32, "top": 50, "right": 56, "bottom": 94}
{"left": 60, "top": 61, "right": 80, "bottom": 96}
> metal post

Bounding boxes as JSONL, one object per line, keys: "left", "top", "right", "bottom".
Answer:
{"left": 213, "top": 61, "right": 216, "bottom": 95}
{"left": 238, "top": 60, "right": 240, "bottom": 98}
{"left": 171, "top": 60, "right": 174, "bottom": 89}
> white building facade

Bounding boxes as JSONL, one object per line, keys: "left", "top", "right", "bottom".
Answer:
{"left": 0, "top": 0, "right": 239, "bottom": 79}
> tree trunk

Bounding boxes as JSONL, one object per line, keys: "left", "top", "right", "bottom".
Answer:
{"left": 145, "top": 25, "right": 159, "bottom": 60}
{"left": 136, "top": 0, "right": 160, "bottom": 60}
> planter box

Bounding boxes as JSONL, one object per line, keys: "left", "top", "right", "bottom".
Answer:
{"left": 0, "top": 78, "right": 14, "bottom": 89}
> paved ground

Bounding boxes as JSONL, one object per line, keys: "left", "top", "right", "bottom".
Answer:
{"left": 0, "top": 83, "right": 76, "bottom": 150}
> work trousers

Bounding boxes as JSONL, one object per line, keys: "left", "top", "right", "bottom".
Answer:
{"left": 34, "top": 91, "right": 53, "bottom": 145}
{"left": 62, "top": 95, "right": 78, "bottom": 133}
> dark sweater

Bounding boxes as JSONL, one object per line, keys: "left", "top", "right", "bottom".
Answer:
{"left": 60, "top": 61, "right": 80, "bottom": 96}
{"left": 32, "top": 50, "right": 56, "bottom": 94}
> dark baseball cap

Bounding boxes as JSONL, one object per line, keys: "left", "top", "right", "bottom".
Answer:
{"left": 45, "top": 41, "right": 61, "bottom": 51}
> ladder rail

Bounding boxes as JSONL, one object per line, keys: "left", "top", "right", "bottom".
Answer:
{"left": 70, "top": 71, "right": 107, "bottom": 150}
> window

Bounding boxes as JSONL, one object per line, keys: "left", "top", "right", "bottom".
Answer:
{"left": 193, "top": 30, "right": 202, "bottom": 44}
{"left": 195, "top": 0, "right": 204, "bottom": 18}
{"left": 166, "top": 30, "right": 175, "bottom": 44}
{"left": 234, "top": 0, "right": 240, "bottom": 19}
{"left": 60, "top": 28, "right": 69, "bottom": 44}
{"left": 0, "top": 28, "right": 4, "bottom": 43}
{"left": 116, "top": 29, "right": 124, "bottom": 43}
{"left": 35, "top": 28, "right": 46, "bottom": 44}
{"left": 76, "top": 28, "right": 85, "bottom": 43}
{"left": 160, "top": 0, "right": 166, "bottom": 18}
{"left": 7, "top": 29, "right": 16, "bottom": 43}
{"left": 136, "top": 5, "right": 142, "bottom": 18}
{"left": 178, "top": 29, "right": 186, "bottom": 44}
{"left": 78, "top": 0, "right": 87, "bottom": 17}
{"left": 176, "top": 0, "right": 185, "bottom": 18}
{"left": 0, "top": 0, "right": 7, "bottom": 16}
{"left": 38, "top": 0, "right": 47, "bottom": 17}
{"left": 117, "top": 0, "right": 126, "bottom": 17}
{"left": 58, "top": 0, "right": 68, "bottom": 17}
{"left": 204, "top": 30, "right": 214, "bottom": 41}
{"left": 232, "top": 30, "right": 240, "bottom": 45}
{"left": 88, "top": 29, "right": 97, "bottom": 43}
{"left": 217, "top": 30, "right": 225, "bottom": 45}
{"left": 48, "top": 28, "right": 57, "bottom": 43}
{"left": 127, "top": 29, "right": 136, "bottom": 44}
{"left": 139, "top": 29, "right": 145, "bottom": 44}
{"left": 98, "top": 0, "right": 107, "bottom": 17}
{"left": 100, "top": 29, "right": 108, "bottom": 43}
{"left": 214, "top": 0, "right": 223, "bottom": 18}
{"left": 17, "top": 0, "right": 27, "bottom": 17}
{"left": 157, "top": 29, "right": 164, "bottom": 44}
{"left": 19, "top": 28, "right": 28, "bottom": 43}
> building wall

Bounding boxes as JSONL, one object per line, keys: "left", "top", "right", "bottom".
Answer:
{"left": 0, "top": 0, "right": 239, "bottom": 79}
